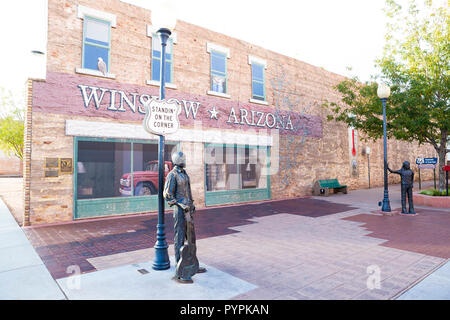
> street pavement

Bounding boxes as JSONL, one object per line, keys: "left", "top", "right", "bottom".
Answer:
{"left": 0, "top": 178, "right": 449, "bottom": 300}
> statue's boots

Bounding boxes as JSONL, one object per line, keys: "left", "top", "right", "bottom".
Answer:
{"left": 401, "top": 202, "right": 408, "bottom": 214}
{"left": 197, "top": 267, "right": 207, "bottom": 273}
{"left": 172, "top": 276, "right": 193, "bottom": 284}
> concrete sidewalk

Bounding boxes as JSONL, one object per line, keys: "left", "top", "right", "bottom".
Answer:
{"left": 396, "top": 260, "right": 450, "bottom": 300}
{"left": 0, "top": 198, "right": 65, "bottom": 300}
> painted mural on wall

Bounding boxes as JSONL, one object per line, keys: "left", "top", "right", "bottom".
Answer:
{"left": 348, "top": 126, "right": 359, "bottom": 177}
{"left": 270, "top": 63, "right": 312, "bottom": 188}
{"left": 32, "top": 72, "right": 323, "bottom": 138}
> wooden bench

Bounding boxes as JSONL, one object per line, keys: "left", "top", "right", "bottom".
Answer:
{"left": 313, "top": 178, "right": 347, "bottom": 196}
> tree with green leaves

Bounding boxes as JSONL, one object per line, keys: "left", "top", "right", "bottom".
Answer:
{"left": 0, "top": 88, "right": 24, "bottom": 160}
{"left": 323, "top": 0, "right": 449, "bottom": 191}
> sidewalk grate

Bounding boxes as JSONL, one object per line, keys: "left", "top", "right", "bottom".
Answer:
{"left": 137, "top": 269, "right": 149, "bottom": 275}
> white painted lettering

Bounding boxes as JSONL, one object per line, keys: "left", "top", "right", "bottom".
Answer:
{"left": 227, "top": 107, "right": 239, "bottom": 124}
{"left": 256, "top": 111, "right": 265, "bottom": 127}
{"left": 265, "top": 113, "right": 276, "bottom": 128}
{"left": 240, "top": 108, "right": 252, "bottom": 125}
{"left": 107, "top": 89, "right": 118, "bottom": 111}
{"left": 285, "top": 115, "right": 294, "bottom": 130}
{"left": 138, "top": 94, "right": 151, "bottom": 114}
{"left": 78, "top": 85, "right": 108, "bottom": 110}
{"left": 182, "top": 100, "right": 200, "bottom": 119}
{"left": 119, "top": 91, "right": 138, "bottom": 113}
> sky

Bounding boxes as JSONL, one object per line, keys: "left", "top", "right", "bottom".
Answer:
{"left": 0, "top": 0, "right": 417, "bottom": 108}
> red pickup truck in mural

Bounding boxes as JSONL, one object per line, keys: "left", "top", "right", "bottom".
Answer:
{"left": 119, "top": 160, "right": 173, "bottom": 196}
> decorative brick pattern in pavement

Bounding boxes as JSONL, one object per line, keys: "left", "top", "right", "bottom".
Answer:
{"left": 21, "top": 196, "right": 449, "bottom": 299}
{"left": 23, "top": 197, "right": 355, "bottom": 279}
{"left": 50, "top": 209, "right": 447, "bottom": 300}
{"left": 217, "top": 213, "right": 444, "bottom": 300}
{"left": 344, "top": 208, "right": 450, "bottom": 259}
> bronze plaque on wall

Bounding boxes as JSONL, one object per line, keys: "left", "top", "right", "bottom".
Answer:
{"left": 59, "top": 158, "right": 73, "bottom": 173}
{"left": 45, "top": 157, "right": 59, "bottom": 168}
{"left": 44, "top": 170, "right": 59, "bottom": 178}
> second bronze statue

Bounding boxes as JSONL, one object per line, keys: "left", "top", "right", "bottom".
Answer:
{"left": 388, "top": 161, "right": 416, "bottom": 214}
{"left": 163, "top": 151, "right": 207, "bottom": 284}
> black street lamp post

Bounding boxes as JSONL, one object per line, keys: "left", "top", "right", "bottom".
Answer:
{"left": 152, "top": 27, "right": 172, "bottom": 271}
{"left": 378, "top": 83, "right": 391, "bottom": 212}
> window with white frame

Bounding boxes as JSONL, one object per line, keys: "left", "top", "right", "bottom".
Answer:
{"left": 151, "top": 35, "right": 174, "bottom": 84}
{"left": 146, "top": 25, "right": 177, "bottom": 88}
{"left": 82, "top": 17, "right": 111, "bottom": 72}
{"left": 76, "top": 5, "right": 116, "bottom": 78}
{"left": 211, "top": 51, "right": 227, "bottom": 93}
{"left": 207, "top": 43, "right": 230, "bottom": 97}
{"left": 248, "top": 55, "right": 267, "bottom": 103}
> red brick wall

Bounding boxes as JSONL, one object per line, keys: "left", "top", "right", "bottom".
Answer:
{"left": 23, "top": 0, "right": 438, "bottom": 224}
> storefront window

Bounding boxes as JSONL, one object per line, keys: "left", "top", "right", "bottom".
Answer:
{"left": 77, "top": 141, "right": 131, "bottom": 199}
{"left": 76, "top": 140, "right": 177, "bottom": 199}
{"left": 205, "top": 144, "right": 268, "bottom": 192}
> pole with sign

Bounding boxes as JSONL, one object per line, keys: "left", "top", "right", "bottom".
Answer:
{"left": 434, "top": 167, "right": 436, "bottom": 189}
{"left": 143, "top": 26, "right": 180, "bottom": 271}
{"left": 416, "top": 158, "right": 438, "bottom": 190}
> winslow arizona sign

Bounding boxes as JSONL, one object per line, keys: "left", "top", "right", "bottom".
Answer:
{"left": 31, "top": 72, "right": 323, "bottom": 138}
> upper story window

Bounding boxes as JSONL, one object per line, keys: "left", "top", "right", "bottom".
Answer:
{"left": 83, "top": 17, "right": 111, "bottom": 72}
{"left": 76, "top": 5, "right": 116, "bottom": 79}
{"left": 248, "top": 55, "right": 268, "bottom": 105}
{"left": 151, "top": 35, "right": 174, "bottom": 84}
{"left": 207, "top": 43, "right": 230, "bottom": 98}
{"left": 146, "top": 25, "right": 177, "bottom": 89}
{"left": 211, "top": 51, "right": 227, "bottom": 93}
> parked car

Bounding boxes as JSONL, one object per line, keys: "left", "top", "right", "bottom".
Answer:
{"left": 119, "top": 160, "right": 173, "bottom": 196}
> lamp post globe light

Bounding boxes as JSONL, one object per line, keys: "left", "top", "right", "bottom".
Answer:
{"left": 150, "top": 5, "right": 176, "bottom": 271}
{"left": 377, "top": 82, "right": 391, "bottom": 212}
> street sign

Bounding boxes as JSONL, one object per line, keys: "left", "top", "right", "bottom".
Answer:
{"left": 143, "top": 99, "right": 181, "bottom": 135}
{"left": 443, "top": 166, "right": 450, "bottom": 171}
{"left": 416, "top": 157, "right": 438, "bottom": 165}
{"left": 418, "top": 164, "right": 435, "bottom": 169}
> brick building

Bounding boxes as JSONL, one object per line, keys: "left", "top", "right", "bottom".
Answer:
{"left": 23, "top": 0, "right": 437, "bottom": 226}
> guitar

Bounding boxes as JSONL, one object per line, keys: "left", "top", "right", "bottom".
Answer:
{"left": 175, "top": 214, "right": 199, "bottom": 280}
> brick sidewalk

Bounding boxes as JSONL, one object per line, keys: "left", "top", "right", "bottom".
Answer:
{"left": 17, "top": 185, "right": 450, "bottom": 299}
{"left": 344, "top": 207, "right": 450, "bottom": 259}
{"left": 23, "top": 197, "right": 355, "bottom": 279}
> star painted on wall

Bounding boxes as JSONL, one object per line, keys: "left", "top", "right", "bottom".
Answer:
{"left": 208, "top": 106, "right": 219, "bottom": 120}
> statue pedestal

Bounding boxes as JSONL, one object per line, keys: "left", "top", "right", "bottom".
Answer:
{"left": 399, "top": 212, "right": 418, "bottom": 216}
{"left": 371, "top": 208, "right": 418, "bottom": 216}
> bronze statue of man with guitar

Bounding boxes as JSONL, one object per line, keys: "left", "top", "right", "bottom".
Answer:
{"left": 163, "top": 151, "right": 207, "bottom": 284}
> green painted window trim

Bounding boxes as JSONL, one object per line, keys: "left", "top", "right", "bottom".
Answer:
{"left": 82, "top": 15, "right": 111, "bottom": 72}
{"left": 204, "top": 143, "right": 271, "bottom": 206}
{"left": 210, "top": 50, "right": 227, "bottom": 93}
{"left": 251, "top": 62, "right": 266, "bottom": 101}
{"left": 204, "top": 188, "right": 270, "bottom": 207}
{"left": 151, "top": 34, "right": 174, "bottom": 83}
{"left": 73, "top": 136, "right": 179, "bottom": 219}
